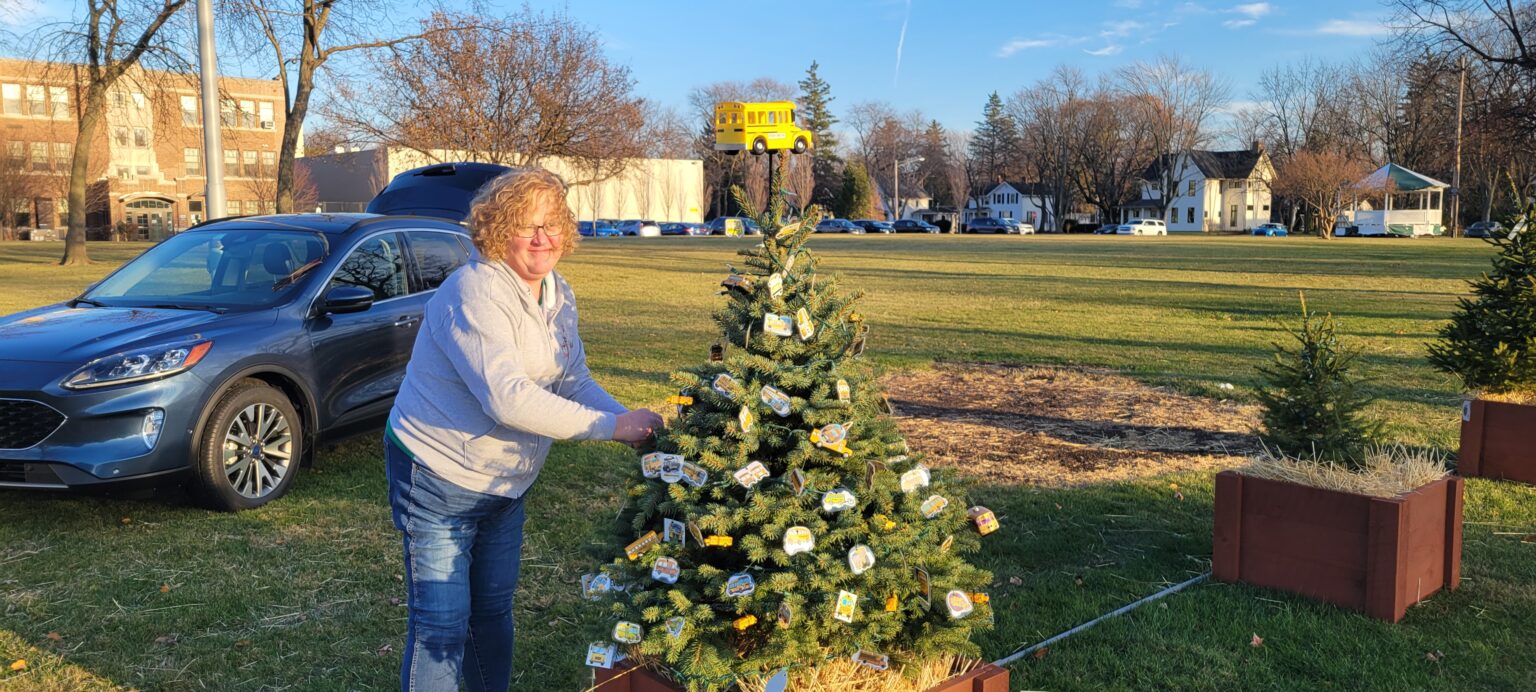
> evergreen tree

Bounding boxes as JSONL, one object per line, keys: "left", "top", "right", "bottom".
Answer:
{"left": 1428, "top": 204, "right": 1536, "bottom": 394}
{"left": 917, "top": 120, "right": 951, "bottom": 205}
{"left": 836, "top": 162, "right": 878, "bottom": 220}
{"left": 1255, "top": 293, "right": 1380, "bottom": 465}
{"left": 968, "top": 92, "right": 1018, "bottom": 184}
{"left": 798, "top": 61, "right": 843, "bottom": 209}
{"left": 593, "top": 212, "right": 994, "bottom": 689}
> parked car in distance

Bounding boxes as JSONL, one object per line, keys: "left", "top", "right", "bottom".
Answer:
{"left": 1091, "top": 224, "right": 1120, "bottom": 235}
{"left": 705, "top": 216, "right": 761, "bottom": 236}
{"left": 1116, "top": 219, "right": 1167, "bottom": 235}
{"left": 965, "top": 217, "right": 1011, "bottom": 234}
{"left": 0, "top": 161, "right": 512, "bottom": 510}
{"left": 816, "top": 218, "right": 864, "bottom": 234}
{"left": 891, "top": 219, "right": 941, "bottom": 233}
{"left": 1464, "top": 221, "right": 1504, "bottom": 238}
{"left": 1251, "top": 223, "right": 1289, "bottom": 237}
{"left": 615, "top": 220, "right": 661, "bottom": 237}
{"left": 659, "top": 222, "right": 709, "bottom": 236}
{"left": 579, "top": 220, "right": 622, "bottom": 237}
{"left": 1012, "top": 221, "right": 1036, "bottom": 235}
{"left": 853, "top": 220, "right": 894, "bottom": 234}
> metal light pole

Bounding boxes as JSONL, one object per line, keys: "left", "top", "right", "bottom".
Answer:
{"left": 893, "top": 155, "right": 924, "bottom": 221}
{"left": 196, "top": 0, "right": 225, "bottom": 220}
{"left": 1450, "top": 54, "right": 1467, "bottom": 237}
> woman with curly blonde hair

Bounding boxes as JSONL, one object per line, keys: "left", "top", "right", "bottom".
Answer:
{"left": 384, "top": 167, "right": 662, "bottom": 691}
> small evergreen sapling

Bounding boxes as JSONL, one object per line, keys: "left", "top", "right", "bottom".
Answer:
{"left": 1255, "top": 293, "right": 1379, "bottom": 466}
{"left": 1428, "top": 203, "right": 1536, "bottom": 398}
{"left": 593, "top": 207, "right": 992, "bottom": 690}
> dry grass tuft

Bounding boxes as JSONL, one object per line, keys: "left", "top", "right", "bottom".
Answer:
{"left": 735, "top": 654, "right": 974, "bottom": 692}
{"left": 1239, "top": 445, "right": 1450, "bottom": 498}
{"left": 1479, "top": 391, "right": 1536, "bottom": 405}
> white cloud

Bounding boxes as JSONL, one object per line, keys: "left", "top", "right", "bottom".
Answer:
{"left": 996, "top": 38, "right": 1059, "bottom": 57}
{"left": 1223, "top": 18, "right": 1257, "bottom": 28}
{"left": 1231, "top": 2, "right": 1273, "bottom": 18}
{"left": 1085, "top": 45, "right": 1125, "bottom": 57}
{"left": 0, "top": 0, "right": 44, "bottom": 27}
{"left": 1101, "top": 20, "right": 1144, "bottom": 38}
{"left": 1315, "top": 18, "right": 1389, "bottom": 36}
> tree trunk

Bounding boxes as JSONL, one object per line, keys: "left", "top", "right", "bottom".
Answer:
{"left": 60, "top": 83, "right": 106, "bottom": 266}
{"left": 275, "top": 65, "right": 315, "bottom": 214}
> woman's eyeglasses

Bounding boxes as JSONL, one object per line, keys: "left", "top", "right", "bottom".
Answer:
{"left": 511, "top": 224, "right": 559, "bottom": 239}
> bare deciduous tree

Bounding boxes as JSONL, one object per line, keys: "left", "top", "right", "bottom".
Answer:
{"left": 1117, "top": 55, "right": 1230, "bottom": 223}
{"left": 38, "top": 0, "right": 189, "bottom": 264}
{"left": 1273, "top": 148, "right": 1373, "bottom": 238}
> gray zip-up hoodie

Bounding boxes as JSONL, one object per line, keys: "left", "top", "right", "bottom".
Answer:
{"left": 387, "top": 257, "right": 624, "bottom": 498}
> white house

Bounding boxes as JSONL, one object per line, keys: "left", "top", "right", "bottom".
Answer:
{"left": 965, "top": 181, "right": 1049, "bottom": 227}
{"left": 1121, "top": 145, "right": 1274, "bottom": 232}
{"left": 1337, "top": 164, "right": 1447, "bottom": 237}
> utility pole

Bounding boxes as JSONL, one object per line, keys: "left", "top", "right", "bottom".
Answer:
{"left": 1450, "top": 54, "right": 1467, "bottom": 237}
{"left": 196, "top": 0, "right": 226, "bottom": 220}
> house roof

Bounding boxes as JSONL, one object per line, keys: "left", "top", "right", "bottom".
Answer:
{"left": 1354, "top": 163, "right": 1449, "bottom": 191}
{"left": 984, "top": 181, "right": 1050, "bottom": 197}
{"left": 1143, "top": 149, "right": 1265, "bottom": 181}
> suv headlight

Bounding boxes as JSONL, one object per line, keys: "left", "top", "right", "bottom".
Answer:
{"left": 63, "top": 340, "right": 213, "bottom": 390}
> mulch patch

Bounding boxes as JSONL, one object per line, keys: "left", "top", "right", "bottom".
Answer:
{"left": 882, "top": 363, "right": 1262, "bottom": 486}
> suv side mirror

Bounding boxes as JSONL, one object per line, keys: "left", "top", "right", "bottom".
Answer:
{"left": 320, "top": 285, "right": 374, "bottom": 315}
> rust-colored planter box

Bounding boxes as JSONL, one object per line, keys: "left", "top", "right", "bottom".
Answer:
{"left": 592, "top": 659, "right": 1009, "bottom": 692}
{"left": 1212, "top": 470, "right": 1463, "bottom": 623}
{"left": 1459, "top": 398, "right": 1536, "bottom": 485}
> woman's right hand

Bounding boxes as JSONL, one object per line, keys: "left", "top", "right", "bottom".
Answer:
{"left": 614, "top": 409, "right": 664, "bottom": 443}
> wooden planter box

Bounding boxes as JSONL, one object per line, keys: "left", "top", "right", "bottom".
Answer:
{"left": 592, "top": 659, "right": 1009, "bottom": 692}
{"left": 1212, "top": 470, "right": 1463, "bottom": 623}
{"left": 1459, "top": 398, "right": 1536, "bottom": 485}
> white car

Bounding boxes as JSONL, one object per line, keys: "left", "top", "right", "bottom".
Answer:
{"left": 1116, "top": 219, "right": 1167, "bottom": 236}
{"left": 1015, "top": 222, "right": 1036, "bottom": 235}
{"left": 617, "top": 220, "right": 662, "bottom": 237}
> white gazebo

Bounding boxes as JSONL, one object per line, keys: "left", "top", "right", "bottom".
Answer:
{"left": 1339, "top": 164, "right": 1447, "bottom": 237}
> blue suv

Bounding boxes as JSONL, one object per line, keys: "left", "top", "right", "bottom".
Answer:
{"left": 0, "top": 162, "right": 506, "bottom": 510}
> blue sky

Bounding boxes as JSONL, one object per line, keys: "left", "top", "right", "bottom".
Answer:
{"left": 3, "top": 0, "right": 1399, "bottom": 137}
{"left": 544, "top": 0, "right": 1397, "bottom": 133}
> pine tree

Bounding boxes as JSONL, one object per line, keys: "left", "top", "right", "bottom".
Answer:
{"left": 1428, "top": 204, "right": 1536, "bottom": 395}
{"left": 798, "top": 61, "right": 843, "bottom": 209}
{"left": 968, "top": 92, "right": 1018, "bottom": 184}
{"left": 594, "top": 211, "right": 994, "bottom": 690}
{"left": 836, "top": 162, "right": 878, "bottom": 220}
{"left": 1255, "top": 293, "right": 1380, "bottom": 465}
{"left": 917, "top": 120, "right": 951, "bottom": 205}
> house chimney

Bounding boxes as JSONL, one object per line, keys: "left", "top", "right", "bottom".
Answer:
{"left": 1252, "top": 140, "right": 1265, "bottom": 154}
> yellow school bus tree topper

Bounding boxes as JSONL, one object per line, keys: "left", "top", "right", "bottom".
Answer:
{"left": 714, "top": 101, "right": 813, "bottom": 155}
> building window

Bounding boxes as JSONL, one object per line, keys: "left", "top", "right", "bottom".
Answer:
{"left": 220, "top": 99, "right": 235, "bottom": 127}
{"left": 1187, "top": 180, "right": 1195, "bottom": 197}
{"left": 36, "top": 198, "right": 51, "bottom": 228}
{"left": 227, "top": 200, "right": 241, "bottom": 216}
{"left": 130, "top": 92, "right": 146, "bottom": 110}
{"left": 47, "top": 87, "right": 67, "bottom": 118}
{"left": 242, "top": 150, "right": 257, "bottom": 177}
{"left": 239, "top": 100, "right": 256, "bottom": 128}
{"left": 117, "top": 166, "right": 132, "bottom": 180}
{"left": 1187, "top": 207, "right": 1194, "bottom": 224}
{"left": 224, "top": 149, "right": 238, "bottom": 177}
{"left": 112, "top": 91, "right": 126, "bottom": 109}
{"left": 1263, "top": 204, "right": 1270, "bottom": 211}
{"left": 26, "top": 85, "right": 45, "bottom": 116}
{"left": 260, "top": 151, "right": 275, "bottom": 176}
{"left": 52, "top": 142, "right": 69, "bottom": 169}
{"left": 1, "top": 84, "right": 19, "bottom": 114}
{"left": 135, "top": 164, "right": 150, "bottom": 178}
{"left": 30, "top": 142, "right": 47, "bottom": 171}
{"left": 113, "top": 127, "right": 129, "bottom": 147}
{"left": 181, "top": 95, "right": 197, "bottom": 126}
{"left": 188, "top": 200, "right": 203, "bottom": 213}
{"left": 184, "top": 147, "right": 200, "bottom": 175}
{"left": 243, "top": 200, "right": 259, "bottom": 215}
{"left": 1247, "top": 205, "right": 1254, "bottom": 212}
{"left": 5, "top": 141, "right": 22, "bottom": 164}
{"left": 260, "top": 201, "right": 275, "bottom": 214}
{"left": 259, "top": 101, "right": 274, "bottom": 129}
{"left": 133, "top": 127, "right": 148, "bottom": 148}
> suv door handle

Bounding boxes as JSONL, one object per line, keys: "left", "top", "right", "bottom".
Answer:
{"left": 393, "top": 315, "right": 419, "bottom": 328}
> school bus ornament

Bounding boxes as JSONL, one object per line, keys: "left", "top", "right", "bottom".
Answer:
{"left": 714, "top": 101, "right": 814, "bottom": 156}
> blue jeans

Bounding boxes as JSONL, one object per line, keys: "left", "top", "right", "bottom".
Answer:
{"left": 386, "top": 437, "right": 527, "bottom": 692}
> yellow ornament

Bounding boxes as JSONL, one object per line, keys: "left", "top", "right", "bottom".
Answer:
{"left": 705, "top": 535, "right": 734, "bottom": 547}
{"left": 733, "top": 614, "right": 758, "bottom": 631}
{"left": 884, "top": 595, "right": 899, "bottom": 612}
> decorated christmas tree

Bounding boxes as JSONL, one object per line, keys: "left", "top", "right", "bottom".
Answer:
{"left": 585, "top": 205, "right": 994, "bottom": 690}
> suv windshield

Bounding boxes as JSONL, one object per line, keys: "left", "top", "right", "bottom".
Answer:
{"left": 84, "top": 230, "right": 329, "bottom": 311}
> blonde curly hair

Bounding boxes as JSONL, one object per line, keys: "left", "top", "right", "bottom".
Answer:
{"left": 466, "top": 167, "right": 580, "bottom": 259}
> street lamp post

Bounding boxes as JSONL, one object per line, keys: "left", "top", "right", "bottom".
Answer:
{"left": 893, "top": 156, "right": 924, "bottom": 222}
{"left": 196, "top": 0, "right": 225, "bottom": 220}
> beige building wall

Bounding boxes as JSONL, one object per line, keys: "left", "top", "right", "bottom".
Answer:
{"left": 300, "top": 146, "right": 706, "bottom": 223}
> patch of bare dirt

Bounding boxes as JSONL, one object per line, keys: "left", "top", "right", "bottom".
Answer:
{"left": 882, "top": 363, "right": 1262, "bottom": 486}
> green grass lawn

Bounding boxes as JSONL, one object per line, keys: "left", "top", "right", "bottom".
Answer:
{"left": 0, "top": 236, "right": 1532, "bottom": 691}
